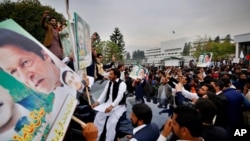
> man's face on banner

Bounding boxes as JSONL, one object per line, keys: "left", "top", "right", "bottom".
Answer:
{"left": 138, "top": 68, "right": 145, "bottom": 79}
{"left": 0, "top": 86, "right": 14, "bottom": 127}
{"left": 64, "top": 71, "right": 82, "bottom": 91}
{"left": 0, "top": 45, "right": 59, "bottom": 94}
{"left": 84, "top": 27, "right": 91, "bottom": 52}
{"left": 204, "top": 54, "right": 210, "bottom": 63}
{"left": 77, "top": 21, "right": 84, "bottom": 46}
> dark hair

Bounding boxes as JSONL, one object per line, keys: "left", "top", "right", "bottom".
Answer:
{"left": 48, "top": 16, "right": 56, "bottom": 22}
{"left": 132, "top": 103, "right": 152, "bottom": 124}
{"left": 111, "top": 68, "right": 121, "bottom": 78}
{"left": 96, "top": 53, "right": 102, "bottom": 58}
{"left": 0, "top": 28, "right": 44, "bottom": 60}
{"left": 206, "top": 53, "right": 211, "bottom": 58}
{"left": 118, "top": 63, "right": 124, "bottom": 69}
{"left": 124, "top": 71, "right": 129, "bottom": 76}
{"left": 195, "top": 98, "right": 217, "bottom": 124}
{"left": 220, "top": 77, "right": 231, "bottom": 88}
{"left": 203, "top": 83, "right": 216, "bottom": 93}
{"left": 62, "top": 70, "right": 73, "bottom": 84}
{"left": 211, "top": 79, "right": 224, "bottom": 90}
{"left": 62, "top": 22, "right": 67, "bottom": 26}
{"left": 203, "top": 75, "right": 213, "bottom": 84}
{"left": 173, "top": 105, "right": 203, "bottom": 137}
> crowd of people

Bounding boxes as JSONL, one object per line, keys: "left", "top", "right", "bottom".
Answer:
{"left": 38, "top": 10, "right": 250, "bottom": 141}
{"left": 1, "top": 10, "right": 250, "bottom": 141}
{"left": 81, "top": 59, "right": 250, "bottom": 141}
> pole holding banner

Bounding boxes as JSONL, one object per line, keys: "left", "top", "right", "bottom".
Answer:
{"left": 72, "top": 115, "right": 86, "bottom": 127}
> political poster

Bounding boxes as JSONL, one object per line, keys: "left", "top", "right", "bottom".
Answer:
{"left": 74, "top": 12, "right": 92, "bottom": 70}
{"left": 197, "top": 52, "right": 213, "bottom": 67}
{"left": 130, "top": 65, "right": 148, "bottom": 80}
{"left": 59, "top": 20, "right": 76, "bottom": 66}
{"left": 0, "top": 19, "right": 79, "bottom": 141}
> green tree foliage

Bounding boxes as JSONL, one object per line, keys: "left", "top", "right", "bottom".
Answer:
{"left": 214, "top": 36, "right": 220, "bottom": 43}
{"left": 193, "top": 35, "right": 235, "bottom": 60}
{"left": 132, "top": 49, "right": 145, "bottom": 60}
{"left": 110, "top": 27, "right": 126, "bottom": 61}
{"left": 95, "top": 40, "right": 105, "bottom": 54}
{"left": 182, "top": 42, "right": 191, "bottom": 56}
{"left": 126, "top": 52, "right": 131, "bottom": 60}
{"left": 91, "top": 32, "right": 101, "bottom": 48}
{"left": 0, "top": 0, "right": 64, "bottom": 43}
{"left": 224, "top": 34, "right": 231, "bottom": 42}
{"left": 101, "top": 41, "right": 120, "bottom": 63}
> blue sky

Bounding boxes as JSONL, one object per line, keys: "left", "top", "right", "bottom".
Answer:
{"left": 4, "top": 0, "right": 250, "bottom": 53}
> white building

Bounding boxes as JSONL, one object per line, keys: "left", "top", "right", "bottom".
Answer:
{"left": 233, "top": 33, "right": 250, "bottom": 64}
{"left": 144, "top": 37, "right": 193, "bottom": 66}
{"left": 144, "top": 47, "right": 162, "bottom": 66}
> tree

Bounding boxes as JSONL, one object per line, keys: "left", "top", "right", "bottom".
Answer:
{"left": 192, "top": 35, "right": 235, "bottom": 61}
{"left": 224, "top": 34, "right": 231, "bottom": 42}
{"left": 182, "top": 42, "right": 191, "bottom": 56}
{"left": 110, "top": 27, "right": 126, "bottom": 61}
{"left": 126, "top": 52, "right": 131, "bottom": 60}
{"left": 214, "top": 36, "right": 220, "bottom": 43}
{"left": 132, "top": 50, "right": 145, "bottom": 60}
{"left": 102, "top": 41, "right": 120, "bottom": 64}
{"left": 0, "top": 0, "right": 64, "bottom": 43}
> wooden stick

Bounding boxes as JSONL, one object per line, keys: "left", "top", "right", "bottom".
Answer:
{"left": 86, "top": 86, "right": 91, "bottom": 105}
{"left": 83, "top": 69, "right": 91, "bottom": 105}
{"left": 72, "top": 115, "right": 86, "bottom": 127}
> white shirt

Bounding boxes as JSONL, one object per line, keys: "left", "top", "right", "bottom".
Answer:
{"left": 120, "top": 71, "right": 125, "bottom": 81}
{"left": 97, "top": 79, "right": 127, "bottom": 108}
{"left": 160, "top": 85, "right": 167, "bottom": 99}
{"left": 157, "top": 134, "right": 205, "bottom": 141}
{"left": 130, "top": 124, "right": 146, "bottom": 141}
{"left": 181, "top": 87, "right": 199, "bottom": 100}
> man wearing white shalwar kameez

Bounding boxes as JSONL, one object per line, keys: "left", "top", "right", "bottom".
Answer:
{"left": 92, "top": 68, "right": 127, "bottom": 141}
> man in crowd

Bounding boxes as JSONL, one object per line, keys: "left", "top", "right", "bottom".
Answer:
{"left": 221, "top": 77, "right": 250, "bottom": 139}
{"left": 210, "top": 79, "right": 228, "bottom": 129}
{"left": 41, "top": 10, "right": 63, "bottom": 60}
{"left": 195, "top": 98, "right": 229, "bottom": 141}
{"left": 129, "top": 103, "right": 160, "bottom": 141}
{"left": 118, "top": 63, "right": 125, "bottom": 81}
{"left": 157, "top": 105, "right": 204, "bottom": 141}
{"left": 91, "top": 68, "right": 127, "bottom": 141}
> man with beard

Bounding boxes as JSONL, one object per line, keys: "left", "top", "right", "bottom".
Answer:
{"left": 129, "top": 103, "right": 160, "bottom": 141}
{"left": 41, "top": 10, "right": 63, "bottom": 60}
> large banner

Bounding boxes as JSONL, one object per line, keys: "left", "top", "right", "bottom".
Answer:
{"left": 197, "top": 52, "right": 213, "bottom": 67}
{"left": 0, "top": 19, "right": 79, "bottom": 141}
{"left": 74, "top": 12, "right": 92, "bottom": 70}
